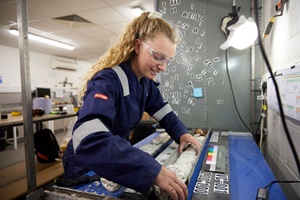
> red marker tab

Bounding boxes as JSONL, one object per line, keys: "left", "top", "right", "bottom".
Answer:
{"left": 94, "top": 93, "right": 108, "bottom": 100}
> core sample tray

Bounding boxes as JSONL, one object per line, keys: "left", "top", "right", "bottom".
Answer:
{"left": 191, "top": 131, "right": 230, "bottom": 200}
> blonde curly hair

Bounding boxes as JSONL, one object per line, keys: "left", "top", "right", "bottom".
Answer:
{"left": 78, "top": 11, "right": 179, "bottom": 101}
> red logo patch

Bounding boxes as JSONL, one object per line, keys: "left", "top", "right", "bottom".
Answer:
{"left": 94, "top": 93, "right": 108, "bottom": 100}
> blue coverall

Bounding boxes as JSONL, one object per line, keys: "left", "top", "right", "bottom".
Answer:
{"left": 63, "top": 60, "right": 188, "bottom": 194}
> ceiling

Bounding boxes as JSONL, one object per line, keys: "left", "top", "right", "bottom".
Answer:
{"left": 0, "top": 0, "right": 155, "bottom": 63}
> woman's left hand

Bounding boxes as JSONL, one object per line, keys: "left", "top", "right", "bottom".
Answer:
{"left": 178, "top": 133, "right": 201, "bottom": 154}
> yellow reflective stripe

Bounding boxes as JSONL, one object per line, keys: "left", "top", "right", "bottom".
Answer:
{"left": 152, "top": 103, "right": 173, "bottom": 121}
{"left": 73, "top": 119, "right": 109, "bottom": 152}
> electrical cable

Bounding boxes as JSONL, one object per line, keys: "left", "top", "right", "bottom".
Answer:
{"left": 254, "top": 0, "right": 300, "bottom": 175}
{"left": 259, "top": 109, "right": 265, "bottom": 149}
{"left": 224, "top": 43, "right": 252, "bottom": 133}
{"left": 256, "top": 81, "right": 267, "bottom": 148}
{"left": 260, "top": 101, "right": 267, "bottom": 150}
{"left": 264, "top": 180, "right": 300, "bottom": 190}
{"left": 255, "top": 87, "right": 265, "bottom": 136}
{"left": 255, "top": 115, "right": 263, "bottom": 135}
{"left": 257, "top": 180, "right": 300, "bottom": 199}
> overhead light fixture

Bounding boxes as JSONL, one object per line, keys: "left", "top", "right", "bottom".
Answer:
{"left": 220, "top": 2, "right": 258, "bottom": 50}
{"left": 132, "top": 7, "right": 143, "bottom": 17}
{"left": 9, "top": 29, "right": 75, "bottom": 50}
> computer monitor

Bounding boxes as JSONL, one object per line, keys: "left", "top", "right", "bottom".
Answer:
{"left": 35, "top": 87, "right": 51, "bottom": 98}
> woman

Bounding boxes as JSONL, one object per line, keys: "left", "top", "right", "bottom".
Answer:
{"left": 63, "top": 11, "right": 201, "bottom": 200}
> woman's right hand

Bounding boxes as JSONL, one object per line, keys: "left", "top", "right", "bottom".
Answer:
{"left": 154, "top": 166, "right": 188, "bottom": 200}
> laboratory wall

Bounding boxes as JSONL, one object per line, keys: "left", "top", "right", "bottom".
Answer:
{"left": 262, "top": 0, "right": 300, "bottom": 198}
{"left": 0, "top": 44, "right": 92, "bottom": 92}
{"left": 157, "top": 0, "right": 253, "bottom": 131}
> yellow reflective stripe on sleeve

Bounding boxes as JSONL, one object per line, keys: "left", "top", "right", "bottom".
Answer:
{"left": 73, "top": 119, "right": 109, "bottom": 152}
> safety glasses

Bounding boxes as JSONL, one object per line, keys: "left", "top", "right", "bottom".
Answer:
{"left": 141, "top": 41, "right": 173, "bottom": 65}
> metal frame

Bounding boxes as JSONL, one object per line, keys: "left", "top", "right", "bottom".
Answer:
{"left": 16, "top": 0, "right": 37, "bottom": 197}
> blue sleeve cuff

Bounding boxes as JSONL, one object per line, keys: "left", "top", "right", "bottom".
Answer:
{"left": 137, "top": 159, "right": 162, "bottom": 194}
{"left": 159, "top": 111, "right": 188, "bottom": 143}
